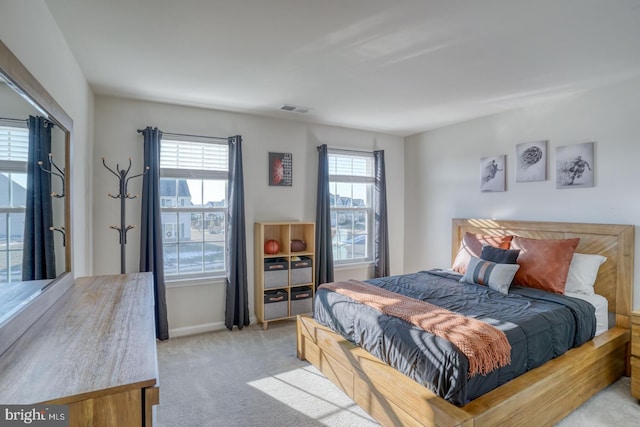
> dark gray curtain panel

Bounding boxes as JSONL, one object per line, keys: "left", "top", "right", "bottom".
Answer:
{"left": 22, "top": 116, "right": 56, "bottom": 280}
{"left": 374, "top": 150, "right": 390, "bottom": 278}
{"left": 225, "top": 135, "right": 250, "bottom": 330}
{"left": 140, "top": 126, "right": 169, "bottom": 340}
{"left": 315, "top": 144, "right": 334, "bottom": 287}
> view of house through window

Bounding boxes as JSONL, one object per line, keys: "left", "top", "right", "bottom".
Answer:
{"left": 160, "top": 138, "right": 228, "bottom": 278}
{"left": 328, "top": 150, "right": 374, "bottom": 263}
{"left": 0, "top": 124, "right": 28, "bottom": 282}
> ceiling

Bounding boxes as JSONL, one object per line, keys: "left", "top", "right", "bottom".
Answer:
{"left": 45, "top": 0, "right": 640, "bottom": 136}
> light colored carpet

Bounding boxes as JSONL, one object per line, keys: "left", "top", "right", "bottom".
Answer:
{"left": 157, "top": 321, "right": 639, "bottom": 427}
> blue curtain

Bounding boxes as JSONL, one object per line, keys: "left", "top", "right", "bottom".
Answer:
{"left": 315, "top": 144, "right": 334, "bottom": 287}
{"left": 140, "top": 126, "right": 169, "bottom": 340}
{"left": 374, "top": 150, "right": 390, "bottom": 277}
{"left": 225, "top": 135, "right": 250, "bottom": 330}
{"left": 22, "top": 116, "right": 56, "bottom": 280}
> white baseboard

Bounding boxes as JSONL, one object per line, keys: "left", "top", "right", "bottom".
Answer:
{"left": 169, "top": 316, "right": 258, "bottom": 338}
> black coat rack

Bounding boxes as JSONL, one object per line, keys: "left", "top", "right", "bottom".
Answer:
{"left": 38, "top": 152, "right": 66, "bottom": 246}
{"left": 102, "top": 157, "right": 149, "bottom": 274}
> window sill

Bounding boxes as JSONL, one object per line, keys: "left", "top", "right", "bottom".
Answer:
{"left": 334, "top": 261, "right": 374, "bottom": 271}
{"left": 166, "top": 275, "right": 226, "bottom": 289}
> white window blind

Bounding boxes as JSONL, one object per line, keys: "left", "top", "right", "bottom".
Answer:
{"left": 328, "top": 150, "right": 374, "bottom": 183}
{"left": 0, "top": 125, "right": 29, "bottom": 163}
{"left": 161, "top": 139, "right": 228, "bottom": 173}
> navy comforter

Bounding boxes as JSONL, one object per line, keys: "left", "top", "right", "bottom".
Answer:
{"left": 313, "top": 270, "right": 596, "bottom": 406}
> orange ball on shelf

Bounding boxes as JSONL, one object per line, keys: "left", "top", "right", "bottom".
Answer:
{"left": 264, "top": 239, "right": 280, "bottom": 254}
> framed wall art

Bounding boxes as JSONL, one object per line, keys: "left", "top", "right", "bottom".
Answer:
{"left": 516, "top": 140, "right": 547, "bottom": 182}
{"left": 556, "top": 142, "right": 594, "bottom": 189}
{"left": 480, "top": 154, "right": 506, "bottom": 192}
{"left": 268, "top": 152, "right": 293, "bottom": 186}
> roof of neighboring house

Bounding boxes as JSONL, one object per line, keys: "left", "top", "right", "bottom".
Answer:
{"left": 205, "top": 200, "right": 226, "bottom": 208}
{"left": 159, "top": 179, "right": 191, "bottom": 198}
{"left": 330, "top": 193, "right": 365, "bottom": 207}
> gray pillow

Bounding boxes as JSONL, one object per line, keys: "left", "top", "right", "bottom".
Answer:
{"left": 460, "top": 256, "right": 520, "bottom": 294}
{"left": 480, "top": 245, "right": 520, "bottom": 264}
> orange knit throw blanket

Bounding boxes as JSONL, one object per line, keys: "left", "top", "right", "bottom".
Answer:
{"left": 319, "top": 280, "right": 511, "bottom": 377}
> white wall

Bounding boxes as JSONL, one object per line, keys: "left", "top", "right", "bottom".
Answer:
{"left": 93, "top": 95, "right": 405, "bottom": 335}
{"left": 405, "top": 75, "right": 640, "bottom": 308}
{"left": 0, "top": 0, "right": 95, "bottom": 276}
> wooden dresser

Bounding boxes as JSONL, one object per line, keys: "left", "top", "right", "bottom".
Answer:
{"left": 0, "top": 273, "right": 159, "bottom": 426}
{"left": 632, "top": 310, "right": 640, "bottom": 400}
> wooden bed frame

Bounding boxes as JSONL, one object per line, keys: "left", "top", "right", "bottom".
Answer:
{"left": 297, "top": 219, "right": 634, "bottom": 426}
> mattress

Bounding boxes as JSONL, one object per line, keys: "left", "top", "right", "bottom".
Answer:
{"left": 314, "top": 269, "right": 596, "bottom": 406}
{"left": 565, "top": 291, "right": 608, "bottom": 336}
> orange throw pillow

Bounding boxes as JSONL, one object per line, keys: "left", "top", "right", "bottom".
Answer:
{"left": 452, "top": 233, "right": 513, "bottom": 274}
{"left": 511, "top": 236, "right": 580, "bottom": 294}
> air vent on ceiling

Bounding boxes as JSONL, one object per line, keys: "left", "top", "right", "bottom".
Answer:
{"left": 280, "top": 104, "right": 309, "bottom": 114}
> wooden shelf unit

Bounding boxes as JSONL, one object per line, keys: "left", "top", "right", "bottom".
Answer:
{"left": 255, "top": 221, "right": 315, "bottom": 329}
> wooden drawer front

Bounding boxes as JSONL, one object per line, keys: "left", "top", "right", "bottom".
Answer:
{"left": 69, "top": 389, "right": 142, "bottom": 427}
{"left": 633, "top": 322, "right": 640, "bottom": 356}
{"left": 631, "top": 357, "right": 640, "bottom": 399}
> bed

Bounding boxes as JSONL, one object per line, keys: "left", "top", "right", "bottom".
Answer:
{"left": 296, "top": 219, "right": 634, "bottom": 426}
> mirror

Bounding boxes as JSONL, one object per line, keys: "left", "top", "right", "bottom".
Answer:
{"left": 0, "top": 40, "right": 72, "bottom": 344}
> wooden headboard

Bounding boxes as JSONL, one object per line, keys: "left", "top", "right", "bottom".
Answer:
{"left": 452, "top": 218, "right": 635, "bottom": 329}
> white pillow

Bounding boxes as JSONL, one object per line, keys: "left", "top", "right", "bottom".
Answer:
{"left": 564, "top": 253, "right": 607, "bottom": 295}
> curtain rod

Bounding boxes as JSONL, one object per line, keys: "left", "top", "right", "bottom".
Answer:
{"left": 0, "top": 116, "right": 27, "bottom": 123}
{"left": 320, "top": 145, "right": 374, "bottom": 156}
{"left": 137, "top": 129, "right": 228, "bottom": 141}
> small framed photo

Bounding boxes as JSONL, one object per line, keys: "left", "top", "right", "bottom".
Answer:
{"left": 516, "top": 140, "right": 547, "bottom": 182}
{"left": 268, "top": 152, "right": 292, "bottom": 186}
{"left": 480, "top": 155, "right": 506, "bottom": 192}
{"left": 556, "top": 142, "right": 594, "bottom": 189}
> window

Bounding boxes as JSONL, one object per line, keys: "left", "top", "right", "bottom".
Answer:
{"left": 0, "top": 124, "right": 28, "bottom": 282}
{"left": 328, "top": 150, "right": 375, "bottom": 263}
{"left": 160, "top": 138, "right": 228, "bottom": 279}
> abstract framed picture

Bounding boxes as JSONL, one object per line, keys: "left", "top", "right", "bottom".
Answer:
{"left": 516, "top": 140, "right": 547, "bottom": 182}
{"left": 268, "top": 152, "right": 292, "bottom": 186}
{"left": 556, "top": 142, "right": 594, "bottom": 189}
{"left": 480, "top": 155, "right": 506, "bottom": 192}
